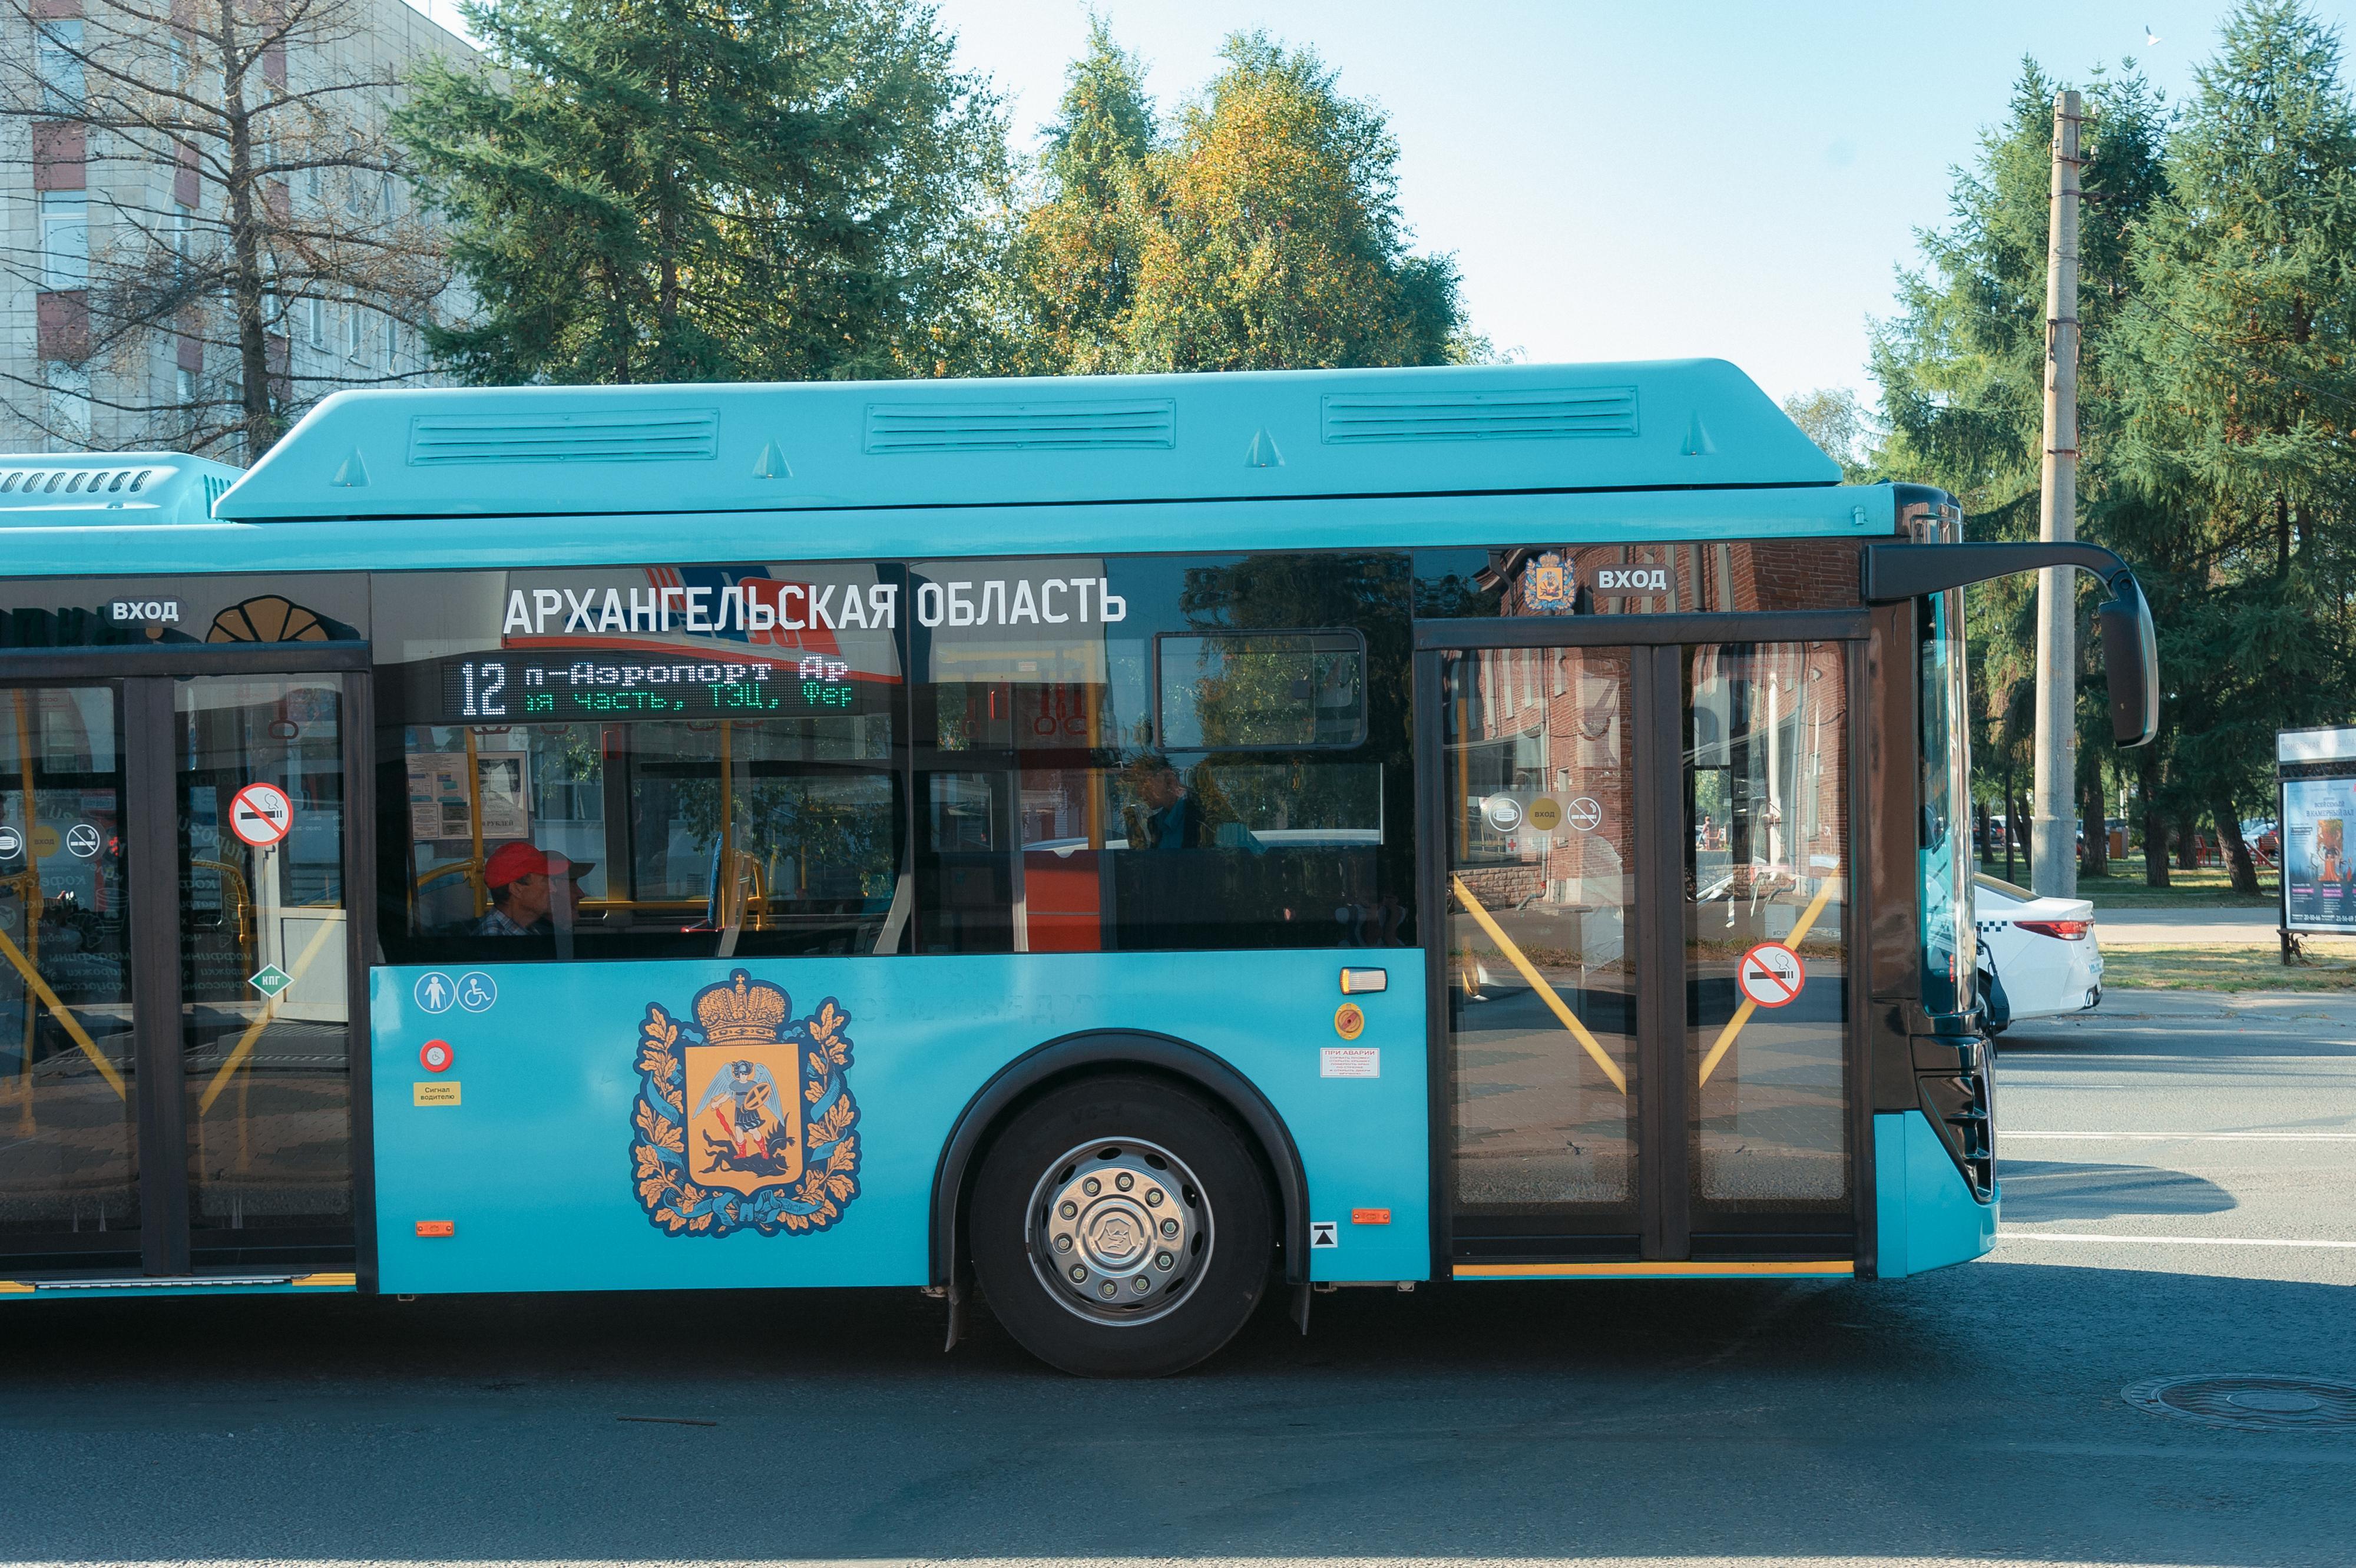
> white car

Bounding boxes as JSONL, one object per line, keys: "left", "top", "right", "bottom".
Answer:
{"left": 1973, "top": 872, "right": 2102, "bottom": 1028}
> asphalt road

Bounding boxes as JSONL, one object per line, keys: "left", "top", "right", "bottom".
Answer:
{"left": 2, "top": 991, "right": 2352, "bottom": 1568}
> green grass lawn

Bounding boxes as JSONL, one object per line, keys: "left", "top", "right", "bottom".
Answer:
{"left": 2098, "top": 942, "right": 2356, "bottom": 992}
{"left": 1979, "top": 858, "right": 2276, "bottom": 909}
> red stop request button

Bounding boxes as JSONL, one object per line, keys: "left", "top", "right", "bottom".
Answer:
{"left": 419, "top": 1040, "right": 454, "bottom": 1073}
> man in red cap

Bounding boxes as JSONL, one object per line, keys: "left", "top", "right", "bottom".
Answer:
{"left": 477, "top": 841, "right": 588, "bottom": 936}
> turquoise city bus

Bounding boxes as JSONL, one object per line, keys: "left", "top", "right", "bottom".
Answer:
{"left": 0, "top": 361, "right": 2155, "bottom": 1374}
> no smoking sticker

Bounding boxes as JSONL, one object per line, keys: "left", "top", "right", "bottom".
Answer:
{"left": 1738, "top": 942, "right": 1805, "bottom": 1008}
{"left": 229, "top": 782, "right": 293, "bottom": 848}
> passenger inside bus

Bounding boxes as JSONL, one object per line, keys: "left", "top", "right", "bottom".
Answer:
{"left": 473, "top": 842, "right": 590, "bottom": 936}
{"left": 1120, "top": 756, "right": 1261, "bottom": 852}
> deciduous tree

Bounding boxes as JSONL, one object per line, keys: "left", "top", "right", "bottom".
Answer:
{"left": 1008, "top": 29, "right": 1471, "bottom": 374}
{"left": 0, "top": 0, "right": 459, "bottom": 456}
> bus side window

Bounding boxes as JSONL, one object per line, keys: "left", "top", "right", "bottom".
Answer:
{"left": 379, "top": 563, "right": 906, "bottom": 963}
{"left": 909, "top": 553, "right": 1414, "bottom": 955}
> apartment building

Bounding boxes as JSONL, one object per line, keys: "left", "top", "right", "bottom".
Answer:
{"left": 0, "top": 0, "right": 474, "bottom": 458}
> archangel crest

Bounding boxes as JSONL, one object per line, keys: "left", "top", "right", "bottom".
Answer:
{"left": 628, "top": 970, "right": 861, "bottom": 1237}
{"left": 1520, "top": 551, "right": 1575, "bottom": 615}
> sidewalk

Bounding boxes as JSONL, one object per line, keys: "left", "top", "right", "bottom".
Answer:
{"left": 2069, "top": 986, "right": 2356, "bottom": 1028}
{"left": 2092, "top": 905, "right": 2286, "bottom": 947}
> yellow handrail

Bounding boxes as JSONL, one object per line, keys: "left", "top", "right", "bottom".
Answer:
{"left": 1450, "top": 875, "right": 1626, "bottom": 1095}
{"left": 1696, "top": 876, "right": 1841, "bottom": 1087}
{"left": 462, "top": 729, "right": 486, "bottom": 915}
{"left": 199, "top": 915, "right": 342, "bottom": 1114}
{"left": 191, "top": 858, "right": 254, "bottom": 954}
{"left": 0, "top": 922, "right": 123, "bottom": 1099}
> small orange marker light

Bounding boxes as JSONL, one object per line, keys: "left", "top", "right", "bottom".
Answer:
{"left": 1351, "top": 1208, "right": 1391, "bottom": 1226}
{"left": 415, "top": 1220, "right": 455, "bottom": 1238}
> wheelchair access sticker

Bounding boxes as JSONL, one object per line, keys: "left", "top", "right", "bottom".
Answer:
{"left": 1738, "top": 942, "right": 1805, "bottom": 1008}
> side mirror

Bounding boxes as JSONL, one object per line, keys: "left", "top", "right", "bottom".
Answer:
{"left": 2096, "top": 571, "right": 2159, "bottom": 749}
{"left": 1859, "top": 538, "right": 2164, "bottom": 747}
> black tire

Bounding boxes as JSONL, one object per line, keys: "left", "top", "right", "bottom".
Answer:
{"left": 969, "top": 1074, "right": 1274, "bottom": 1377}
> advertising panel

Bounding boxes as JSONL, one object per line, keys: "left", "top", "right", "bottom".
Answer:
{"left": 2282, "top": 773, "right": 2356, "bottom": 933}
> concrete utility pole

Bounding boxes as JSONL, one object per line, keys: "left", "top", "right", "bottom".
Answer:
{"left": 2032, "top": 89, "right": 2082, "bottom": 898}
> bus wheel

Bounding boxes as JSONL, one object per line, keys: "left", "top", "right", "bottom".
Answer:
{"left": 969, "top": 1074, "right": 1273, "bottom": 1377}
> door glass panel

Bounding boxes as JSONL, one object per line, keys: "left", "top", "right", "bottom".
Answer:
{"left": 1684, "top": 642, "right": 1849, "bottom": 1213}
{"left": 0, "top": 685, "right": 137, "bottom": 1252}
{"left": 178, "top": 676, "right": 351, "bottom": 1243}
{"left": 1444, "top": 647, "right": 1638, "bottom": 1232}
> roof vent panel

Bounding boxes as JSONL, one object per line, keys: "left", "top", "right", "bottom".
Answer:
{"left": 407, "top": 410, "right": 720, "bottom": 466}
{"left": 1321, "top": 387, "right": 1639, "bottom": 444}
{"left": 864, "top": 399, "right": 1176, "bottom": 455}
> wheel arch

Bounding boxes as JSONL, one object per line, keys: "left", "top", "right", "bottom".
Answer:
{"left": 929, "top": 1030, "right": 1310, "bottom": 1288}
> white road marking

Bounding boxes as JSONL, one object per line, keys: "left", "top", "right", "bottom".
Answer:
{"left": 2001, "top": 1131, "right": 2356, "bottom": 1141}
{"left": 1998, "top": 1231, "right": 2356, "bottom": 1249}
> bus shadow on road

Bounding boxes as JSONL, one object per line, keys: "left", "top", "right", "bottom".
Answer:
{"left": 1993, "top": 1157, "right": 2235, "bottom": 1221}
{"left": 0, "top": 1263, "right": 2351, "bottom": 1566}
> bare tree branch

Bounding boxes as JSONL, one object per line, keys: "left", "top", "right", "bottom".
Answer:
{"left": 1, "top": 0, "right": 469, "bottom": 458}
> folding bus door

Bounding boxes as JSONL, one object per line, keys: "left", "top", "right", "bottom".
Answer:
{"left": 1420, "top": 629, "right": 1861, "bottom": 1271}
{"left": 0, "top": 648, "right": 372, "bottom": 1283}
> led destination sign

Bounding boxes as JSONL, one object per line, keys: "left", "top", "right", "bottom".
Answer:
{"left": 434, "top": 653, "right": 881, "bottom": 724}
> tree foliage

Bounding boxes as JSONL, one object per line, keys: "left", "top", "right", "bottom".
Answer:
{"left": 1781, "top": 387, "right": 1873, "bottom": 481}
{"left": 1007, "top": 18, "right": 1157, "bottom": 375}
{"left": 1871, "top": 1, "right": 2356, "bottom": 891}
{"left": 2111, "top": 0, "right": 2356, "bottom": 887}
{"left": 395, "top": 0, "right": 1012, "bottom": 385}
{"left": 1007, "top": 29, "right": 1470, "bottom": 374}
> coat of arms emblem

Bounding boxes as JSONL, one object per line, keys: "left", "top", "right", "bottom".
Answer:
{"left": 628, "top": 969, "right": 861, "bottom": 1236}
{"left": 1520, "top": 551, "right": 1576, "bottom": 614}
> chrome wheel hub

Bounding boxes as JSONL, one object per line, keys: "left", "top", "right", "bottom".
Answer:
{"left": 1027, "top": 1138, "right": 1210, "bottom": 1325}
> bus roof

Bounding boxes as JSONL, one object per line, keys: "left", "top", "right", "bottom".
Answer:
{"left": 0, "top": 453, "right": 243, "bottom": 528}
{"left": 210, "top": 358, "right": 1839, "bottom": 523}
{"left": 0, "top": 362, "right": 1892, "bottom": 577}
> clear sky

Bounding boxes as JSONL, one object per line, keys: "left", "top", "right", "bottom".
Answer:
{"left": 404, "top": 0, "right": 2356, "bottom": 407}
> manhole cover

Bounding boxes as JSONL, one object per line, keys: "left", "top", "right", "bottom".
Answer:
{"left": 2125, "top": 1375, "right": 2356, "bottom": 1431}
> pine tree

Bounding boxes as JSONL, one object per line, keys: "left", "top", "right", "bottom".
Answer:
{"left": 395, "top": 0, "right": 1012, "bottom": 386}
{"left": 1007, "top": 19, "right": 1157, "bottom": 373}
{"left": 2113, "top": 0, "right": 2356, "bottom": 892}
{"left": 1870, "top": 60, "right": 2173, "bottom": 879}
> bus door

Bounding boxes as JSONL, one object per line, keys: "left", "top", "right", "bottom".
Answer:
{"left": 0, "top": 647, "right": 371, "bottom": 1281}
{"left": 1422, "top": 631, "right": 1859, "bottom": 1268}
